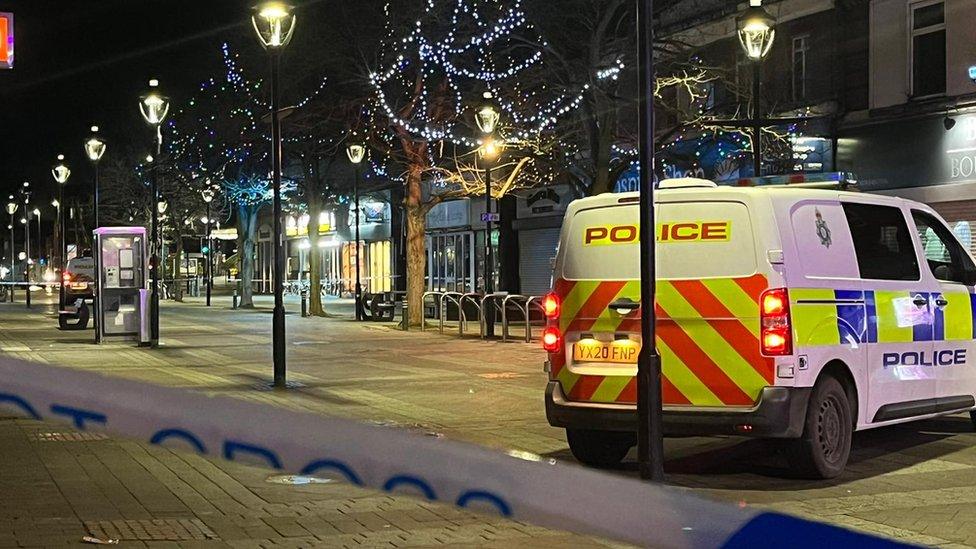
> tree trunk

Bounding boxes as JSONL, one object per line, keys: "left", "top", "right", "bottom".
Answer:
{"left": 173, "top": 233, "right": 184, "bottom": 302}
{"left": 404, "top": 161, "right": 426, "bottom": 327}
{"left": 237, "top": 204, "right": 259, "bottom": 308}
{"left": 307, "top": 159, "right": 326, "bottom": 317}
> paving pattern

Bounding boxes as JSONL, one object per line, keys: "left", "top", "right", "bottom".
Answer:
{"left": 3, "top": 290, "right": 976, "bottom": 546}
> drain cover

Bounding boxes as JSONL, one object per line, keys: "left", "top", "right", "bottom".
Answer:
{"left": 265, "top": 474, "right": 334, "bottom": 485}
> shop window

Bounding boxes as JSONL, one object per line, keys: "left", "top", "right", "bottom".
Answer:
{"left": 842, "top": 203, "right": 920, "bottom": 281}
{"left": 910, "top": 1, "right": 946, "bottom": 98}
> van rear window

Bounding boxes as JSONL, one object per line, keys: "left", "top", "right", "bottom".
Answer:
{"left": 561, "top": 201, "right": 758, "bottom": 280}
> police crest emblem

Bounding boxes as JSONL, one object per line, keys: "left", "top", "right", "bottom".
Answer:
{"left": 815, "top": 208, "right": 832, "bottom": 248}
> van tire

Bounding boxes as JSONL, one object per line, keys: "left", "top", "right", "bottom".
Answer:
{"left": 787, "top": 376, "right": 852, "bottom": 479}
{"left": 58, "top": 303, "right": 90, "bottom": 331}
{"left": 566, "top": 429, "right": 634, "bottom": 467}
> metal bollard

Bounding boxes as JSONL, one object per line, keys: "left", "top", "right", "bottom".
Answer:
{"left": 25, "top": 284, "right": 30, "bottom": 309}
{"left": 401, "top": 303, "right": 409, "bottom": 331}
{"left": 301, "top": 289, "right": 308, "bottom": 318}
{"left": 232, "top": 287, "right": 239, "bottom": 309}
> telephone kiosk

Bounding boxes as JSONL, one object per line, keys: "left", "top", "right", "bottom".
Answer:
{"left": 94, "top": 227, "right": 150, "bottom": 345}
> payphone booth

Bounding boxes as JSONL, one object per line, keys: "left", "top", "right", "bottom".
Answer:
{"left": 94, "top": 227, "right": 150, "bottom": 344}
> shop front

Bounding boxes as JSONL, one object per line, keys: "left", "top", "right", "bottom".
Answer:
{"left": 838, "top": 111, "right": 976, "bottom": 254}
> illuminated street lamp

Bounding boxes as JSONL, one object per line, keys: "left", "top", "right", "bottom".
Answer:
{"left": 475, "top": 92, "right": 500, "bottom": 135}
{"left": 20, "top": 182, "right": 31, "bottom": 283}
{"left": 737, "top": 0, "right": 776, "bottom": 176}
{"left": 140, "top": 80, "right": 170, "bottom": 348}
{"left": 253, "top": 2, "right": 297, "bottom": 388}
{"left": 52, "top": 154, "right": 70, "bottom": 306}
{"left": 201, "top": 186, "right": 215, "bottom": 307}
{"left": 475, "top": 94, "right": 502, "bottom": 337}
{"left": 85, "top": 126, "right": 107, "bottom": 228}
{"left": 6, "top": 196, "right": 16, "bottom": 283}
{"left": 346, "top": 139, "right": 366, "bottom": 321}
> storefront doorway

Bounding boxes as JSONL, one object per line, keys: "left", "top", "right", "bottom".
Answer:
{"left": 427, "top": 232, "right": 475, "bottom": 293}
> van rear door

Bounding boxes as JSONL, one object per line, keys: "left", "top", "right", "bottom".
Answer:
{"left": 549, "top": 198, "right": 774, "bottom": 408}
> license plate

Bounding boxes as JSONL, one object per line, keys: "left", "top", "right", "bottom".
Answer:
{"left": 573, "top": 340, "right": 640, "bottom": 364}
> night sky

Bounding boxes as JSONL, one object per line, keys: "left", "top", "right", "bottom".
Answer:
{"left": 0, "top": 0, "right": 255, "bottom": 209}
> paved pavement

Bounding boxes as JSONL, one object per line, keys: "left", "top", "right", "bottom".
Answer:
{"left": 4, "top": 288, "right": 976, "bottom": 546}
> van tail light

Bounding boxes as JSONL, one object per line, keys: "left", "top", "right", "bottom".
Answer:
{"left": 542, "top": 327, "right": 562, "bottom": 353}
{"left": 542, "top": 292, "right": 561, "bottom": 319}
{"left": 760, "top": 288, "right": 792, "bottom": 356}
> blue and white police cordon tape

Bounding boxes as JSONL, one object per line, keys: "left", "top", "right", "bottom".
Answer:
{"left": 0, "top": 357, "right": 912, "bottom": 548}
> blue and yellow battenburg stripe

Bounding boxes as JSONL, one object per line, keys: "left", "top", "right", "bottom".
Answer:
{"left": 791, "top": 288, "right": 976, "bottom": 346}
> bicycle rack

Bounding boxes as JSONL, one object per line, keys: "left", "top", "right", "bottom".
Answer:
{"left": 479, "top": 293, "right": 508, "bottom": 339}
{"left": 499, "top": 295, "right": 546, "bottom": 342}
{"left": 420, "top": 291, "right": 444, "bottom": 332}
{"left": 460, "top": 293, "right": 484, "bottom": 337}
{"left": 439, "top": 292, "right": 465, "bottom": 335}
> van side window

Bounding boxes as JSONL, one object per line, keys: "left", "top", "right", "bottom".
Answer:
{"left": 912, "top": 210, "right": 976, "bottom": 284}
{"left": 842, "top": 203, "right": 920, "bottom": 281}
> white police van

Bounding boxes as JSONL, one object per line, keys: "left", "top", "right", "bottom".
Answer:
{"left": 542, "top": 178, "right": 976, "bottom": 478}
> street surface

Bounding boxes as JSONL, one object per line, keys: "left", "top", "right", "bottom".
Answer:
{"left": 3, "top": 287, "right": 976, "bottom": 547}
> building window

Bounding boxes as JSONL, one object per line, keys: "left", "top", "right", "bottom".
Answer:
{"left": 792, "top": 35, "right": 809, "bottom": 102}
{"left": 910, "top": 1, "right": 946, "bottom": 98}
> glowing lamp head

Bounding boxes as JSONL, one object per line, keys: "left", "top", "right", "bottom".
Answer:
{"left": 737, "top": 1, "right": 776, "bottom": 61}
{"left": 139, "top": 80, "right": 170, "bottom": 126}
{"left": 479, "top": 137, "right": 503, "bottom": 160}
{"left": 201, "top": 188, "right": 215, "bottom": 204}
{"left": 32, "top": 208, "right": 39, "bottom": 216}
{"left": 346, "top": 142, "right": 366, "bottom": 164}
{"left": 475, "top": 91, "right": 500, "bottom": 135}
{"left": 157, "top": 200, "right": 168, "bottom": 214}
{"left": 18, "top": 252, "right": 25, "bottom": 260}
{"left": 6, "top": 201, "right": 16, "bottom": 215}
{"left": 52, "top": 155, "right": 71, "bottom": 184}
{"left": 51, "top": 199, "right": 59, "bottom": 208}
{"left": 252, "top": 2, "right": 297, "bottom": 50}
{"left": 85, "top": 128, "right": 107, "bottom": 162}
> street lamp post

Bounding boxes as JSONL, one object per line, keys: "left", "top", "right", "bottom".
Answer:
{"left": 346, "top": 141, "right": 366, "bottom": 321}
{"left": 253, "top": 2, "right": 297, "bottom": 388}
{"left": 32, "top": 208, "right": 41, "bottom": 269}
{"left": 475, "top": 92, "right": 500, "bottom": 337}
{"left": 6, "top": 197, "right": 16, "bottom": 284}
{"left": 140, "top": 80, "right": 170, "bottom": 348}
{"left": 85, "top": 126, "right": 107, "bottom": 228}
{"left": 737, "top": 0, "right": 776, "bottom": 177}
{"left": 52, "top": 155, "right": 70, "bottom": 307}
{"left": 636, "top": 0, "right": 665, "bottom": 482}
{"left": 20, "top": 182, "right": 31, "bottom": 283}
{"left": 202, "top": 187, "right": 214, "bottom": 307}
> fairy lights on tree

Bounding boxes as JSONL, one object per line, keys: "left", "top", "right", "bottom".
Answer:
{"left": 370, "top": 0, "right": 596, "bottom": 325}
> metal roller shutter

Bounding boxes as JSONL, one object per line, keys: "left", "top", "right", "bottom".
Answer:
{"left": 929, "top": 200, "right": 976, "bottom": 257}
{"left": 518, "top": 227, "right": 561, "bottom": 296}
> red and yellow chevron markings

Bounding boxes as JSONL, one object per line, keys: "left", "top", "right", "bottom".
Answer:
{"left": 547, "top": 274, "right": 771, "bottom": 407}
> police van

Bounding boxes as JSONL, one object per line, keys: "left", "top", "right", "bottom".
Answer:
{"left": 542, "top": 177, "right": 976, "bottom": 478}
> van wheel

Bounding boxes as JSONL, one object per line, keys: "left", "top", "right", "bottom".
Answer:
{"left": 58, "top": 303, "right": 90, "bottom": 331}
{"left": 787, "top": 376, "right": 852, "bottom": 479}
{"left": 566, "top": 429, "right": 634, "bottom": 467}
